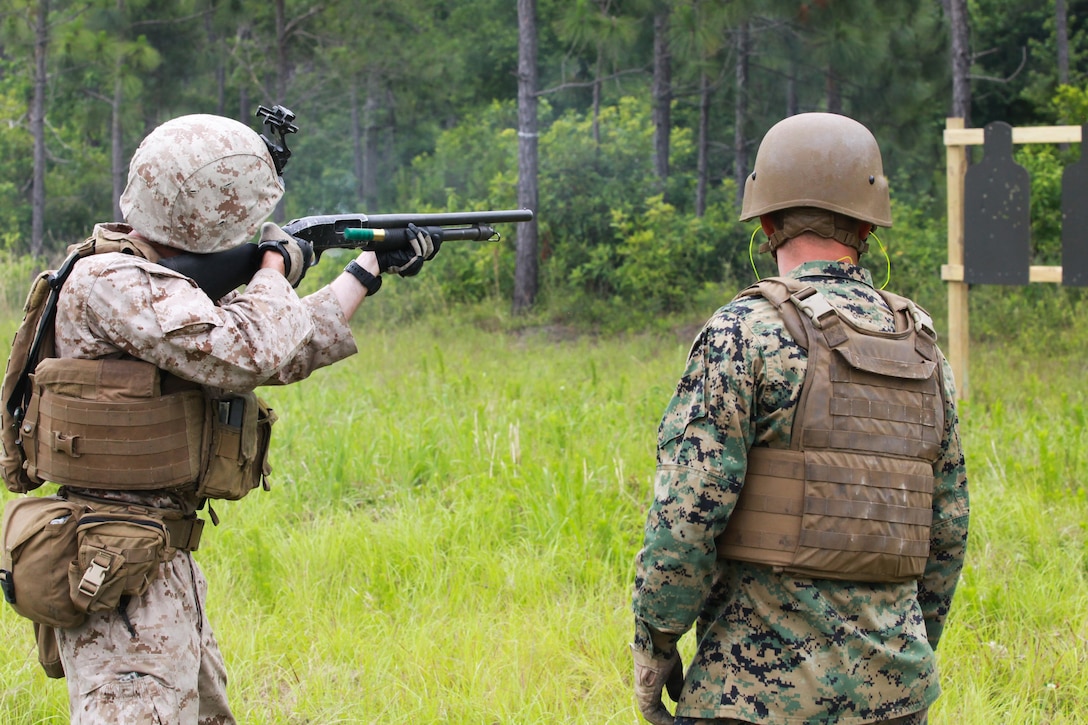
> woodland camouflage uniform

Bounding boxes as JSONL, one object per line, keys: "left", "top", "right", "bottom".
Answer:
{"left": 633, "top": 260, "right": 968, "bottom": 723}
{"left": 631, "top": 113, "right": 969, "bottom": 725}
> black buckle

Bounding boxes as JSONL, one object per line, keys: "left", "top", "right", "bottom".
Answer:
{"left": 0, "top": 569, "right": 16, "bottom": 604}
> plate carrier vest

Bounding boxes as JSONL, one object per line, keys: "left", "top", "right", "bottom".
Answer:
{"left": 1, "top": 230, "right": 274, "bottom": 500}
{"left": 716, "top": 277, "right": 946, "bottom": 582}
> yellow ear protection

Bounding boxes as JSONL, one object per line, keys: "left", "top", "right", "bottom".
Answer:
{"left": 747, "top": 225, "right": 891, "bottom": 289}
{"left": 869, "top": 230, "right": 890, "bottom": 289}
{"left": 748, "top": 225, "right": 763, "bottom": 280}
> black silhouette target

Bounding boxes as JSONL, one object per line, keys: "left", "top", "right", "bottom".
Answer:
{"left": 1061, "top": 123, "right": 1088, "bottom": 286}
{"left": 963, "top": 122, "right": 1031, "bottom": 285}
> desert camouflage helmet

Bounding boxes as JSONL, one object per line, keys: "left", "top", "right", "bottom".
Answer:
{"left": 739, "top": 112, "right": 892, "bottom": 228}
{"left": 120, "top": 114, "right": 283, "bottom": 254}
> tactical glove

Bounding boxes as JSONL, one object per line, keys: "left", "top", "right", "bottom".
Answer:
{"left": 376, "top": 223, "right": 440, "bottom": 277}
{"left": 257, "top": 222, "right": 313, "bottom": 287}
{"left": 631, "top": 645, "right": 684, "bottom": 725}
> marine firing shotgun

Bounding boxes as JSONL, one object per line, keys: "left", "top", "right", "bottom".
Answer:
{"left": 159, "top": 208, "right": 534, "bottom": 299}
{"left": 160, "top": 104, "right": 534, "bottom": 297}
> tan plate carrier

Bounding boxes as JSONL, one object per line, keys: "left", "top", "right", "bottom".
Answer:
{"left": 717, "top": 278, "right": 946, "bottom": 583}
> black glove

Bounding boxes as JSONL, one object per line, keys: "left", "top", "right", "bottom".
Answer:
{"left": 257, "top": 222, "right": 313, "bottom": 287}
{"left": 376, "top": 223, "right": 440, "bottom": 277}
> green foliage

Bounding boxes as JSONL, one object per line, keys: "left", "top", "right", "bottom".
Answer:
{"left": 0, "top": 249, "right": 43, "bottom": 314}
{"left": 1014, "top": 142, "right": 1068, "bottom": 265}
{"left": 1051, "top": 83, "right": 1088, "bottom": 125}
{"left": 881, "top": 189, "right": 953, "bottom": 315}
{"left": 0, "top": 78, "right": 32, "bottom": 251}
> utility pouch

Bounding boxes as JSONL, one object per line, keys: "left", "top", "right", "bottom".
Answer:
{"left": 34, "top": 622, "right": 64, "bottom": 678}
{"left": 68, "top": 511, "right": 167, "bottom": 614}
{"left": 196, "top": 392, "right": 277, "bottom": 501}
{"left": 0, "top": 495, "right": 86, "bottom": 628}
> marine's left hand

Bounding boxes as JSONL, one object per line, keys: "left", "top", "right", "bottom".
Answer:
{"left": 257, "top": 222, "right": 313, "bottom": 287}
{"left": 376, "top": 223, "right": 441, "bottom": 277}
{"left": 631, "top": 645, "right": 683, "bottom": 725}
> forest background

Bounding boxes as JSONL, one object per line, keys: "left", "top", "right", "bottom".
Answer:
{"left": 0, "top": 1, "right": 1087, "bottom": 723}
{"left": 0, "top": 0, "right": 1084, "bottom": 329}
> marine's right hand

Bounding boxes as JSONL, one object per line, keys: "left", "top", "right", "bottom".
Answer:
{"left": 257, "top": 222, "right": 313, "bottom": 287}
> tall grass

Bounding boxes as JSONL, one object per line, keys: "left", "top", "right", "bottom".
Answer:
{"left": 1, "top": 290, "right": 1087, "bottom": 723}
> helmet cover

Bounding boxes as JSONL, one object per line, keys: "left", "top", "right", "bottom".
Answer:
{"left": 120, "top": 114, "right": 283, "bottom": 253}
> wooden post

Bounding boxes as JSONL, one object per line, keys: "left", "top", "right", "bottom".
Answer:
{"left": 945, "top": 118, "right": 969, "bottom": 400}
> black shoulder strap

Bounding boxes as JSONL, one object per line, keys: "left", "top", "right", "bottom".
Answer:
{"left": 5, "top": 245, "right": 89, "bottom": 422}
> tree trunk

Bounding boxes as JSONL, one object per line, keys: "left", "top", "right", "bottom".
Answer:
{"left": 695, "top": 69, "right": 709, "bottom": 218}
{"left": 110, "top": 0, "right": 126, "bottom": 220}
{"left": 514, "top": 0, "right": 539, "bottom": 313}
{"left": 111, "top": 70, "right": 124, "bottom": 221}
{"left": 825, "top": 65, "right": 842, "bottom": 114}
{"left": 358, "top": 76, "right": 380, "bottom": 209}
{"left": 30, "top": 0, "right": 50, "bottom": 256}
{"left": 1056, "top": 0, "right": 1069, "bottom": 86}
{"left": 651, "top": 9, "right": 671, "bottom": 197}
{"left": 272, "top": 0, "right": 287, "bottom": 221}
{"left": 1056, "top": 0, "right": 1070, "bottom": 151}
{"left": 734, "top": 22, "right": 750, "bottom": 208}
{"left": 786, "top": 41, "right": 798, "bottom": 116}
{"left": 274, "top": 0, "right": 287, "bottom": 102}
{"left": 350, "top": 86, "right": 364, "bottom": 205}
{"left": 948, "top": 0, "right": 971, "bottom": 126}
{"left": 204, "top": 10, "right": 226, "bottom": 114}
{"left": 591, "top": 54, "right": 602, "bottom": 148}
{"left": 239, "top": 86, "right": 251, "bottom": 125}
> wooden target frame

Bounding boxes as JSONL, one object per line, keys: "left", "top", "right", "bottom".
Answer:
{"left": 941, "top": 118, "right": 1082, "bottom": 400}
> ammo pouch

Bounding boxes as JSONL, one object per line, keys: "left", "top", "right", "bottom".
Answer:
{"left": 196, "top": 392, "right": 277, "bottom": 501}
{"left": 1, "top": 495, "right": 86, "bottom": 628}
{"left": 68, "top": 508, "right": 168, "bottom": 614}
{"left": 19, "top": 357, "right": 276, "bottom": 501}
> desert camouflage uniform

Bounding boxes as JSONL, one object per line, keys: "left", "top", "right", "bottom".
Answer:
{"left": 52, "top": 223, "right": 358, "bottom": 724}
{"left": 632, "top": 260, "right": 969, "bottom": 724}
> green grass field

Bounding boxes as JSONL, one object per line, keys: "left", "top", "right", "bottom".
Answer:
{"left": 1, "top": 302, "right": 1087, "bottom": 723}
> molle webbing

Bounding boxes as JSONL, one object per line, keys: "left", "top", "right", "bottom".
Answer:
{"left": 719, "top": 448, "right": 935, "bottom": 581}
{"left": 718, "top": 278, "right": 944, "bottom": 582}
{"left": 20, "top": 358, "right": 205, "bottom": 490}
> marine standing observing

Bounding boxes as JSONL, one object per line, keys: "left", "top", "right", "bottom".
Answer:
{"left": 630, "top": 112, "right": 970, "bottom": 725}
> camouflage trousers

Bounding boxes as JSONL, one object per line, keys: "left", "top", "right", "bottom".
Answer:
{"left": 55, "top": 552, "right": 235, "bottom": 725}
{"left": 675, "top": 709, "right": 928, "bottom": 725}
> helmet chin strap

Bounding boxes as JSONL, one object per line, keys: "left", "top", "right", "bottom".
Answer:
{"left": 759, "top": 208, "right": 869, "bottom": 255}
{"left": 749, "top": 223, "right": 893, "bottom": 289}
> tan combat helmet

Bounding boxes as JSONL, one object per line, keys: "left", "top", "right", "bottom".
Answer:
{"left": 120, "top": 114, "right": 284, "bottom": 254}
{"left": 739, "top": 113, "right": 891, "bottom": 254}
